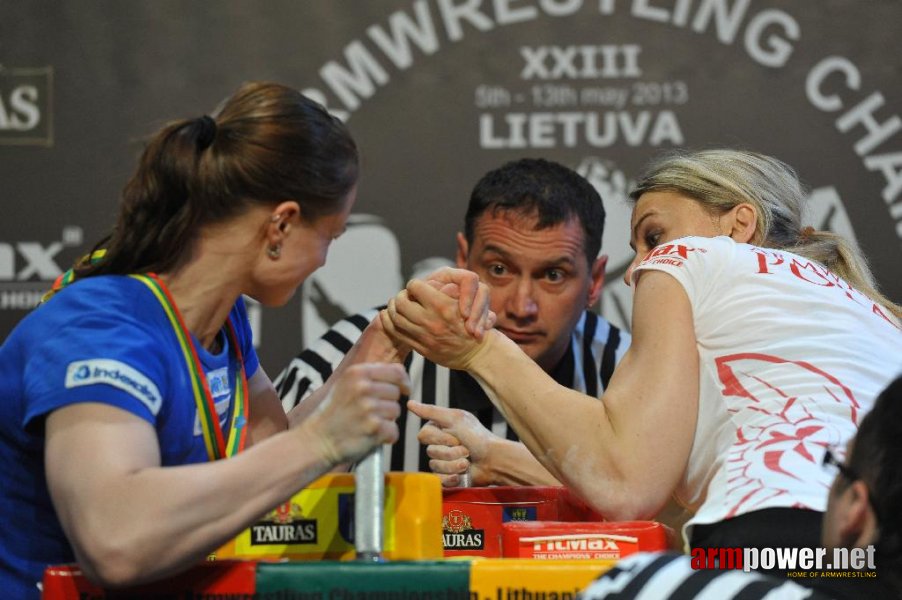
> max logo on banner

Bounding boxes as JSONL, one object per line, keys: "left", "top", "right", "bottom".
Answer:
{"left": 0, "top": 66, "right": 53, "bottom": 146}
{"left": 0, "top": 227, "right": 82, "bottom": 282}
{"left": 0, "top": 227, "right": 83, "bottom": 312}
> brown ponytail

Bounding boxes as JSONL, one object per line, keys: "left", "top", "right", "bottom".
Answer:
{"left": 74, "top": 82, "right": 358, "bottom": 279}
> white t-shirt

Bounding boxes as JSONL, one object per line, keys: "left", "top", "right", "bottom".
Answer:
{"left": 633, "top": 236, "right": 901, "bottom": 538}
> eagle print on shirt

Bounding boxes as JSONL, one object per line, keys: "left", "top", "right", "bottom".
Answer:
{"left": 715, "top": 353, "right": 860, "bottom": 518}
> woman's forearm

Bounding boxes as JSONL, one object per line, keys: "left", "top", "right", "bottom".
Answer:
{"left": 287, "top": 318, "right": 408, "bottom": 428}
{"left": 485, "top": 438, "right": 562, "bottom": 487}
{"left": 47, "top": 408, "right": 333, "bottom": 588}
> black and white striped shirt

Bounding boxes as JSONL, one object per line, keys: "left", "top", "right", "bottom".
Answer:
{"left": 582, "top": 553, "right": 837, "bottom": 600}
{"left": 275, "top": 308, "right": 630, "bottom": 473}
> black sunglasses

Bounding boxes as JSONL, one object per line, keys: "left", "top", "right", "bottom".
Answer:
{"left": 822, "top": 446, "right": 860, "bottom": 483}
{"left": 822, "top": 446, "right": 880, "bottom": 519}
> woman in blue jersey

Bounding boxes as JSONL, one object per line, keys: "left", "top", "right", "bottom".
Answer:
{"left": 0, "top": 82, "right": 490, "bottom": 598}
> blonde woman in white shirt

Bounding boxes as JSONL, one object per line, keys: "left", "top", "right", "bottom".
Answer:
{"left": 383, "top": 149, "right": 902, "bottom": 562}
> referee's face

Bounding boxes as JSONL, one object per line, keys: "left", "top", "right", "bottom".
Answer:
{"left": 458, "top": 210, "right": 606, "bottom": 372}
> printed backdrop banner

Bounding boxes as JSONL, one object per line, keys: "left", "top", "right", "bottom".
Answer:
{"left": 2, "top": 1, "right": 900, "bottom": 372}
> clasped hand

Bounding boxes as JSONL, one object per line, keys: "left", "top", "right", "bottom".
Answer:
{"left": 302, "top": 362, "right": 411, "bottom": 466}
{"left": 379, "top": 267, "right": 497, "bottom": 370}
{"left": 380, "top": 267, "right": 500, "bottom": 486}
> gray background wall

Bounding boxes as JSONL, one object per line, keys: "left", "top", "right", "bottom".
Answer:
{"left": 2, "top": 1, "right": 900, "bottom": 374}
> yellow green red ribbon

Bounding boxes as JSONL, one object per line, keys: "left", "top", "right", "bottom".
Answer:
{"left": 131, "top": 273, "right": 249, "bottom": 461}
{"left": 43, "top": 250, "right": 249, "bottom": 460}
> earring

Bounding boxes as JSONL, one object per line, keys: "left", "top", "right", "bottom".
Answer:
{"left": 267, "top": 244, "right": 281, "bottom": 259}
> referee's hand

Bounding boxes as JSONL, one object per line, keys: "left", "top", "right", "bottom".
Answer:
{"left": 409, "top": 401, "right": 496, "bottom": 487}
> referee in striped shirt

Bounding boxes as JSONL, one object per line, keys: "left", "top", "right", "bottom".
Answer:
{"left": 276, "top": 158, "right": 630, "bottom": 484}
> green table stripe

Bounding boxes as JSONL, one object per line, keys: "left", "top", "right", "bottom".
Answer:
{"left": 256, "top": 561, "right": 471, "bottom": 597}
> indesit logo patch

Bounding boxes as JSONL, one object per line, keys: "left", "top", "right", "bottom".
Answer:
{"left": 65, "top": 359, "right": 162, "bottom": 415}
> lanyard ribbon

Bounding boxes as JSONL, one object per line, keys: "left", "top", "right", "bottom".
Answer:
{"left": 131, "top": 273, "right": 249, "bottom": 461}
{"left": 44, "top": 252, "right": 249, "bottom": 460}
{"left": 42, "top": 249, "right": 108, "bottom": 304}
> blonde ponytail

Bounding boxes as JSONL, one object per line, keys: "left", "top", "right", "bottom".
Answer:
{"left": 788, "top": 228, "right": 902, "bottom": 321}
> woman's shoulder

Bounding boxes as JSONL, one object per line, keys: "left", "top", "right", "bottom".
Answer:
{"left": 68, "top": 273, "right": 142, "bottom": 292}
{"left": 29, "top": 275, "right": 163, "bottom": 335}
{"left": 667, "top": 235, "right": 738, "bottom": 253}
{"left": 637, "top": 235, "right": 739, "bottom": 273}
